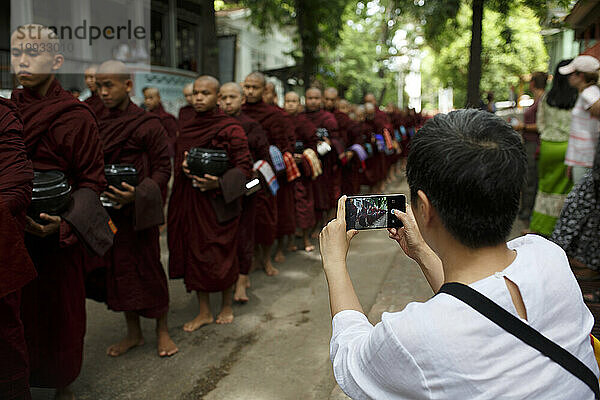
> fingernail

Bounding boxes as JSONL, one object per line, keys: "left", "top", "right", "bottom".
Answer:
{"left": 391, "top": 209, "right": 398, "bottom": 214}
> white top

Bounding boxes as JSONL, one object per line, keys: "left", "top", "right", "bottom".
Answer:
{"left": 566, "top": 85, "right": 600, "bottom": 167}
{"left": 330, "top": 235, "right": 598, "bottom": 399}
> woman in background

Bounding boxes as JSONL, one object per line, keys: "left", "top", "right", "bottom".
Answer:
{"left": 530, "top": 59, "right": 578, "bottom": 236}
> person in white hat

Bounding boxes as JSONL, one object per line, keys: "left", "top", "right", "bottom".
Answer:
{"left": 559, "top": 55, "right": 600, "bottom": 184}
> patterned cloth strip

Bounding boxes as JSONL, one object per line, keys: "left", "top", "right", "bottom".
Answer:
{"left": 269, "top": 145, "right": 285, "bottom": 172}
{"left": 283, "top": 151, "right": 301, "bottom": 182}
{"left": 253, "top": 159, "right": 279, "bottom": 195}
{"left": 302, "top": 148, "right": 322, "bottom": 179}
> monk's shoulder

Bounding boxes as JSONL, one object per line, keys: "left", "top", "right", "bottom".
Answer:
{"left": 0, "top": 98, "right": 23, "bottom": 134}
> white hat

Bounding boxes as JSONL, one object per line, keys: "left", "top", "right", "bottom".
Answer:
{"left": 559, "top": 55, "right": 600, "bottom": 75}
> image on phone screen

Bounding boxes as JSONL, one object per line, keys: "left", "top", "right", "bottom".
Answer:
{"left": 345, "top": 194, "right": 406, "bottom": 231}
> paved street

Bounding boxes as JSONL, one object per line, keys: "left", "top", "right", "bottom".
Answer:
{"left": 31, "top": 178, "right": 525, "bottom": 400}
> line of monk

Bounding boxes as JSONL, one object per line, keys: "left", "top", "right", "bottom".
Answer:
{"left": 1, "top": 24, "right": 426, "bottom": 400}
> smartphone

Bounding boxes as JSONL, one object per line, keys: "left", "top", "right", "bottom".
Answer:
{"left": 345, "top": 194, "right": 406, "bottom": 231}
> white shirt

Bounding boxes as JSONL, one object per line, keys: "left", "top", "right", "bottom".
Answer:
{"left": 566, "top": 85, "right": 600, "bottom": 167}
{"left": 330, "top": 235, "right": 598, "bottom": 399}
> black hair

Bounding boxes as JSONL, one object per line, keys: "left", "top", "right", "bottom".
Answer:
{"left": 406, "top": 109, "right": 526, "bottom": 249}
{"left": 530, "top": 71, "right": 548, "bottom": 90}
{"left": 546, "top": 59, "right": 578, "bottom": 110}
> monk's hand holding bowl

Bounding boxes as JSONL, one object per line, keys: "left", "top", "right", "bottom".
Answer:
{"left": 192, "top": 174, "right": 219, "bottom": 192}
{"left": 182, "top": 151, "right": 192, "bottom": 178}
{"left": 25, "top": 214, "right": 61, "bottom": 237}
{"left": 345, "top": 151, "right": 354, "bottom": 161}
{"left": 319, "top": 196, "right": 359, "bottom": 273}
{"left": 104, "top": 183, "right": 136, "bottom": 210}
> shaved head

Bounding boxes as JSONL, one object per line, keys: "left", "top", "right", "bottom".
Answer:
{"left": 338, "top": 99, "right": 351, "bottom": 114}
{"left": 364, "top": 93, "right": 377, "bottom": 106}
{"left": 324, "top": 87, "right": 338, "bottom": 97}
{"left": 306, "top": 87, "right": 322, "bottom": 97}
{"left": 183, "top": 82, "right": 193, "bottom": 105}
{"left": 97, "top": 60, "right": 131, "bottom": 81}
{"left": 196, "top": 75, "right": 220, "bottom": 93}
{"left": 284, "top": 91, "right": 301, "bottom": 115}
{"left": 246, "top": 71, "right": 266, "bottom": 87}
{"left": 143, "top": 86, "right": 161, "bottom": 111}
{"left": 84, "top": 64, "right": 99, "bottom": 92}
{"left": 220, "top": 82, "right": 243, "bottom": 96}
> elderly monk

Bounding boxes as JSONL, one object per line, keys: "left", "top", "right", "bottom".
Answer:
{"left": 95, "top": 61, "right": 177, "bottom": 357}
{"left": 168, "top": 75, "right": 252, "bottom": 329}
{"left": 11, "top": 25, "right": 113, "bottom": 400}
{"left": 219, "top": 82, "right": 271, "bottom": 303}
{"left": 303, "top": 87, "right": 342, "bottom": 232}
{"left": 143, "top": 87, "right": 178, "bottom": 158}
{"left": 0, "top": 97, "right": 36, "bottom": 400}
{"left": 84, "top": 64, "right": 105, "bottom": 117}
{"left": 284, "top": 91, "right": 320, "bottom": 252}
{"left": 242, "top": 71, "right": 294, "bottom": 274}
{"left": 178, "top": 82, "right": 195, "bottom": 122}
{"left": 324, "top": 87, "right": 362, "bottom": 196}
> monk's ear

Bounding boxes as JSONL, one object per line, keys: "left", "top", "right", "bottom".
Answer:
{"left": 241, "top": 95, "right": 246, "bottom": 105}
{"left": 51, "top": 54, "right": 64, "bottom": 72}
{"left": 124, "top": 79, "right": 133, "bottom": 95}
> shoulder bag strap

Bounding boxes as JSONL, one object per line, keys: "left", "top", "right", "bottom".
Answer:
{"left": 438, "top": 282, "right": 599, "bottom": 399}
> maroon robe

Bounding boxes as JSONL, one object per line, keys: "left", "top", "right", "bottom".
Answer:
{"left": 151, "top": 102, "right": 178, "bottom": 158}
{"left": 12, "top": 78, "right": 109, "bottom": 389}
{"left": 303, "top": 109, "right": 341, "bottom": 212}
{"left": 275, "top": 109, "right": 297, "bottom": 237}
{"left": 178, "top": 104, "right": 196, "bottom": 123}
{"left": 168, "top": 109, "right": 251, "bottom": 292}
{"left": 242, "top": 101, "right": 293, "bottom": 245}
{"left": 292, "top": 114, "right": 319, "bottom": 230}
{"left": 234, "top": 113, "right": 270, "bottom": 275}
{"left": 99, "top": 101, "right": 171, "bottom": 317}
{"left": 0, "top": 98, "right": 35, "bottom": 400}
{"left": 84, "top": 92, "right": 105, "bottom": 118}
{"left": 360, "top": 118, "right": 384, "bottom": 186}
{"left": 332, "top": 110, "right": 361, "bottom": 196}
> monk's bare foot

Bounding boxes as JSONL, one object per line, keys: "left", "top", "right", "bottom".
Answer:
{"left": 274, "top": 250, "right": 285, "bottom": 263}
{"left": 310, "top": 231, "right": 320, "bottom": 239}
{"left": 234, "top": 276, "right": 250, "bottom": 303}
{"left": 157, "top": 331, "right": 178, "bottom": 357}
{"left": 55, "top": 387, "right": 75, "bottom": 400}
{"left": 107, "top": 334, "right": 144, "bottom": 357}
{"left": 264, "top": 260, "right": 279, "bottom": 276}
{"left": 183, "top": 313, "right": 213, "bottom": 332}
{"left": 216, "top": 306, "right": 234, "bottom": 324}
{"left": 304, "top": 240, "right": 315, "bottom": 253}
{"left": 287, "top": 242, "right": 298, "bottom": 252}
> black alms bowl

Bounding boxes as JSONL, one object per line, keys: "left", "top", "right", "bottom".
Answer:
{"left": 187, "top": 148, "right": 229, "bottom": 177}
{"left": 28, "top": 171, "right": 71, "bottom": 223}
{"left": 105, "top": 164, "right": 138, "bottom": 190}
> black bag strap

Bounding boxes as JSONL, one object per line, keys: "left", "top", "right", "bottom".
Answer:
{"left": 439, "top": 282, "right": 599, "bottom": 399}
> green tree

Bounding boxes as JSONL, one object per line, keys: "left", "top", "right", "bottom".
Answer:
{"left": 420, "top": 3, "right": 548, "bottom": 108}
{"left": 397, "top": 0, "right": 569, "bottom": 107}
{"left": 239, "top": 0, "right": 350, "bottom": 90}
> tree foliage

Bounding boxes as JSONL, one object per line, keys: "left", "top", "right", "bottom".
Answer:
{"left": 420, "top": 2, "right": 548, "bottom": 108}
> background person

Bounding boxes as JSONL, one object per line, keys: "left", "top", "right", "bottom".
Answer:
{"left": 320, "top": 109, "right": 597, "bottom": 399}
{"left": 529, "top": 60, "right": 578, "bottom": 237}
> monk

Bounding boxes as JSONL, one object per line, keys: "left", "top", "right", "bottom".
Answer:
{"left": 11, "top": 25, "right": 114, "bottom": 400}
{"left": 83, "top": 64, "right": 105, "bottom": 116}
{"left": 95, "top": 61, "right": 177, "bottom": 357}
{"left": 143, "top": 87, "right": 178, "bottom": 157}
{"left": 0, "top": 97, "right": 36, "bottom": 400}
{"left": 284, "top": 91, "right": 319, "bottom": 252}
{"left": 168, "top": 75, "right": 252, "bottom": 329}
{"left": 364, "top": 93, "right": 395, "bottom": 186}
{"left": 219, "top": 82, "right": 271, "bottom": 303}
{"left": 303, "top": 87, "right": 341, "bottom": 233}
{"left": 242, "top": 71, "right": 294, "bottom": 274}
{"left": 324, "top": 87, "right": 362, "bottom": 196}
{"left": 178, "top": 82, "right": 195, "bottom": 122}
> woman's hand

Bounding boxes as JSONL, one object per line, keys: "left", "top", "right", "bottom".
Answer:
{"left": 319, "top": 196, "right": 359, "bottom": 271}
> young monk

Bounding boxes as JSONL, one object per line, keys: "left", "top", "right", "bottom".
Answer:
{"left": 143, "top": 87, "right": 178, "bottom": 158}
{"left": 242, "top": 72, "right": 294, "bottom": 274}
{"left": 168, "top": 76, "right": 252, "bottom": 329}
{"left": 95, "top": 60, "right": 177, "bottom": 357}
{"left": 83, "top": 64, "right": 105, "bottom": 116}
{"left": 0, "top": 97, "right": 36, "bottom": 400}
{"left": 178, "top": 82, "right": 195, "bottom": 122}
{"left": 219, "top": 82, "right": 271, "bottom": 303}
{"left": 303, "top": 87, "right": 342, "bottom": 232}
{"left": 11, "top": 25, "right": 114, "bottom": 400}
{"left": 284, "top": 91, "right": 319, "bottom": 252}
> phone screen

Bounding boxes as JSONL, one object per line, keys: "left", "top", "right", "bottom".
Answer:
{"left": 345, "top": 194, "right": 406, "bottom": 231}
